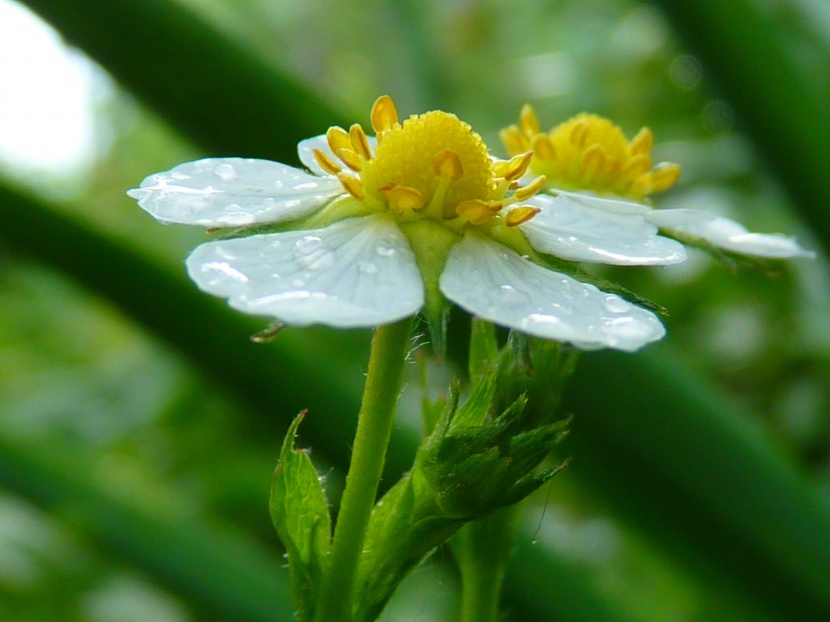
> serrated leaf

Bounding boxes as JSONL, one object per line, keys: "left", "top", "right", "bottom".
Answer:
{"left": 269, "top": 412, "right": 331, "bottom": 622}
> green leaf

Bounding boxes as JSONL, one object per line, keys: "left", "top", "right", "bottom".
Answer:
{"left": 270, "top": 413, "right": 331, "bottom": 622}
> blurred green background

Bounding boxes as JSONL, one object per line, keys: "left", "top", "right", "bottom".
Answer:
{"left": 1, "top": 0, "right": 829, "bottom": 620}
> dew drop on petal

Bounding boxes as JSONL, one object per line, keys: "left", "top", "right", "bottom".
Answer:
{"left": 376, "top": 241, "right": 397, "bottom": 257}
{"left": 214, "top": 163, "right": 238, "bottom": 181}
{"left": 216, "top": 207, "right": 256, "bottom": 226}
{"left": 358, "top": 260, "right": 379, "bottom": 274}
{"left": 295, "top": 236, "right": 324, "bottom": 255}
{"left": 602, "top": 295, "right": 632, "bottom": 314}
{"left": 603, "top": 316, "right": 653, "bottom": 339}
{"left": 496, "top": 284, "right": 531, "bottom": 308}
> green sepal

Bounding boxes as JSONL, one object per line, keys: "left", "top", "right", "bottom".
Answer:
{"left": 269, "top": 412, "right": 331, "bottom": 622}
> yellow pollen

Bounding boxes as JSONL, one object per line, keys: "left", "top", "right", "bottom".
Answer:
{"left": 360, "top": 106, "right": 495, "bottom": 221}
{"left": 313, "top": 148, "right": 341, "bottom": 175}
{"left": 505, "top": 206, "right": 540, "bottom": 227}
{"left": 502, "top": 106, "right": 681, "bottom": 201}
{"left": 379, "top": 184, "right": 424, "bottom": 212}
{"left": 323, "top": 96, "right": 544, "bottom": 230}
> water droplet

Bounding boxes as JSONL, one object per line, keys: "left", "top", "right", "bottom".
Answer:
{"left": 294, "top": 236, "right": 334, "bottom": 270}
{"left": 358, "top": 260, "right": 379, "bottom": 274}
{"left": 214, "top": 163, "right": 237, "bottom": 181}
{"left": 295, "top": 236, "right": 324, "bottom": 255}
{"left": 605, "top": 316, "right": 651, "bottom": 338}
{"left": 376, "top": 242, "right": 396, "bottom": 257}
{"left": 603, "top": 295, "right": 631, "bottom": 313}
{"left": 216, "top": 208, "right": 255, "bottom": 226}
{"left": 495, "top": 284, "right": 530, "bottom": 308}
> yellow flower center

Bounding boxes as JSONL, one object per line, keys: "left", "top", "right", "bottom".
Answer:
{"left": 501, "top": 105, "right": 681, "bottom": 201}
{"left": 312, "top": 96, "right": 544, "bottom": 229}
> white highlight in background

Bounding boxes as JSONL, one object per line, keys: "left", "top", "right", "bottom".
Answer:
{"left": 0, "top": 0, "right": 109, "bottom": 175}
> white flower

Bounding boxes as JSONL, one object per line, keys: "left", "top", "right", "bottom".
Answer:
{"left": 502, "top": 106, "right": 814, "bottom": 260}
{"left": 129, "top": 96, "right": 682, "bottom": 351}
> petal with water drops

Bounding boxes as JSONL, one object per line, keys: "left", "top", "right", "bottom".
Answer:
{"left": 128, "top": 157, "right": 343, "bottom": 227}
{"left": 186, "top": 215, "right": 424, "bottom": 327}
{"left": 519, "top": 193, "right": 686, "bottom": 265}
{"left": 647, "top": 211, "right": 815, "bottom": 258}
{"left": 440, "top": 232, "right": 666, "bottom": 351}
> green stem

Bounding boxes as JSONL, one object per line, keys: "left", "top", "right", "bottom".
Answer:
{"left": 313, "top": 318, "right": 414, "bottom": 622}
{"left": 455, "top": 507, "right": 518, "bottom": 622}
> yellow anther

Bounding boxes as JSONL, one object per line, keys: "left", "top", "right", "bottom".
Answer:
{"left": 337, "top": 148, "right": 363, "bottom": 172}
{"left": 456, "top": 199, "right": 502, "bottom": 225}
{"left": 505, "top": 206, "right": 540, "bottom": 227}
{"left": 569, "top": 121, "right": 589, "bottom": 148}
{"left": 371, "top": 95, "right": 399, "bottom": 136}
{"left": 432, "top": 149, "right": 464, "bottom": 181}
{"left": 630, "top": 127, "right": 653, "bottom": 156}
{"left": 379, "top": 184, "right": 424, "bottom": 212}
{"left": 312, "top": 148, "right": 342, "bottom": 175}
{"left": 501, "top": 151, "right": 534, "bottom": 181}
{"left": 532, "top": 134, "right": 556, "bottom": 160}
{"left": 648, "top": 163, "right": 682, "bottom": 193}
{"left": 502, "top": 109, "right": 679, "bottom": 200}
{"left": 519, "top": 104, "right": 541, "bottom": 136}
{"left": 326, "top": 126, "right": 352, "bottom": 154}
{"left": 513, "top": 175, "right": 547, "bottom": 201}
{"left": 500, "top": 126, "right": 530, "bottom": 155}
{"left": 338, "top": 173, "right": 366, "bottom": 201}
{"left": 623, "top": 153, "right": 651, "bottom": 178}
{"left": 581, "top": 144, "right": 606, "bottom": 172}
{"left": 349, "top": 124, "right": 372, "bottom": 160}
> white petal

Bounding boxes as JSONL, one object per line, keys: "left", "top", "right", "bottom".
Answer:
{"left": 519, "top": 194, "right": 686, "bottom": 265}
{"left": 440, "top": 233, "right": 665, "bottom": 351}
{"left": 645, "top": 208, "right": 719, "bottom": 228}
{"left": 128, "top": 157, "right": 343, "bottom": 227}
{"left": 554, "top": 189, "right": 652, "bottom": 215}
{"left": 186, "top": 215, "right": 424, "bottom": 327}
{"left": 298, "top": 134, "right": 378, "bottom": 177}
{"left": 652, "top": 213, "right": 815, "bottom": 258}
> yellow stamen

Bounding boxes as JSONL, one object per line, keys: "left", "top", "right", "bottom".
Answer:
{"left": 379, "top": 184, "right": 424, "bottom": 212}
{"left": 570, "top": 121, "right": 589, "bottom": 148}
{"left": 630, "top": 127, "right": 653, "bottom": 155}
{"left": 349, "top": 124, "right": 372, "bottom": 160}
{"left": 647, "top": 163, "right": 682, "bottom": 193}
{"left": 533, "top": 134, "right": 556, "bottom": 160}
{"left": 623, "top": 154, "right": 651, "bottom": 178}
{"left": 456, "top": 199, "right": 502, "bottom": 225}
{"left": 505, "top": 206, "right": 540, "bottom": 227}
{"left": 519, "top": 104, "right": 541, "bottom": 136}
{"left": 313, "top": 148, "right": 342, "bottom": 175}
{"left": 513, "top": 175, "right": 546, "bottom": 201}
{"left": 338, "top": 173, "right": 366, "bottom": 201}
{"left": 501, "top": 152, "right": 534, "bottom": 181}
{"left": 337, "top": 148, "right": 363, "bottom": 172}
{"left": 581, "top": 144, "right": 606, "bottom": 173}
{"left": 501, "top": 109, "right": 681, "bottom": 200}
{"left": 500, "top": 126, "right": 530, "bottom": 155}
{"left": 371, "top": 95, "right": 398, "bottom": 136}
{"left": 432, "top": 149, "right": 464, "bottom": 181}
{"left": 327, "top": 126, "right": 351, "bottom": 154}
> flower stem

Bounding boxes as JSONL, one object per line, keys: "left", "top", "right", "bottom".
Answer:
{"left": 313, "top": 318, "right": 414, "bottom": 622}
{"left": 454, "top": 507, "right": 518, "bottom": 622}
